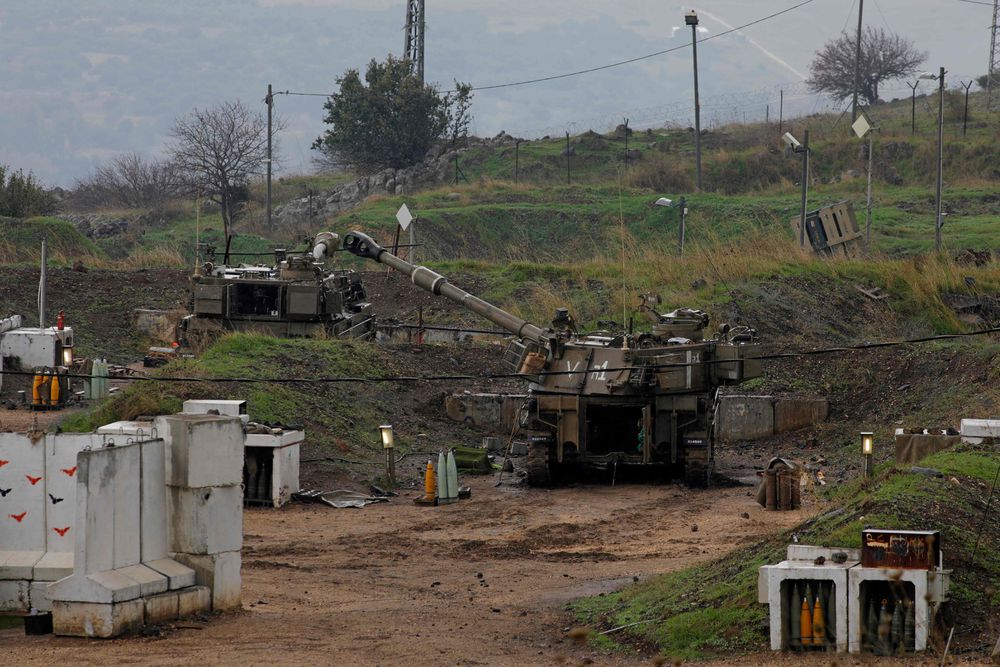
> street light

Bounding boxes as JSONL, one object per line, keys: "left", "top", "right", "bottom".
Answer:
{"left": 655, "top": 196, "right": 688, "bottom": 255}
{"left": 919, "top": 68, "right": 946, "bottom": 252}
{"left": 783, "top": 131, "right": 811, "bottom": 249}
{"left": 379, "top": 424, "right": 395, "bottom": 484}
{"left": 860, "top": 431, "right": 874, "bottom": 478}
{"left": 685, "top": 10, "right": 702, "bottom": 191}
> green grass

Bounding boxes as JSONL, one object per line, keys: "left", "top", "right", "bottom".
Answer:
{"left": 0, "top": 216, "right": 103, "bottom": 263}
{"left": 60, "top": 333, "right": 395, "bottom": 455}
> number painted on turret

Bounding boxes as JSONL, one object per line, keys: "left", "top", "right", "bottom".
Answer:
{"left": 591, "top": 360, "right": 609, "bottom": 381}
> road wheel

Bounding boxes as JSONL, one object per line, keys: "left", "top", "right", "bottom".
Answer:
{"left": 524, "top": 442, "right": 551, "bottom": 486}
{"left": 684, "top": 447, "right": 711, "bottom": 488}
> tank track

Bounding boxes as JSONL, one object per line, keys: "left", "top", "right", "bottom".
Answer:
{"left": 683, "top": 447, "right": 711, "bottom": 487}
{"left": 524, "top": 442, "right": 551, "bottom": 486}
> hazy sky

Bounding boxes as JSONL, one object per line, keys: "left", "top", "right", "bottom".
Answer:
{"left": 0, "top": 0, "right": 989, "bottom": 185}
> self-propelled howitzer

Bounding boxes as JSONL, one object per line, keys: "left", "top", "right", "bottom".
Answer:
{"left": 343, "top": 231, "right": 761, "bottom": 486}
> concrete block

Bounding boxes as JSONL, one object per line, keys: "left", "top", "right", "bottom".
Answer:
{"left": 145, "top": 558, "right": 196, "bottom": 590}
{"left": 140, "top": 440, "right": 169, "bottom": 563}
{"left": 0, "top": 550, "right": 44, "bottom": 580}
{"left": 29, "top": 580, "right": 52, "bottom": 612}
{"left": 168, "top": 485, "right": 243, "bottom": 554}
{"left": 143, "top": 590, "right": 179, "bottom": 624}
{"left": 160, "top": 414, "right": 244, "bottom": 487}
{"left": 786, "top": 545, "right": 861, "bottom": 562}
{"left": 773, "top": 398, "right": 829, "bottom": 433}
{"left": 0, "top": 432, "right": 47, "bottom": 553}
{"left": 177, "top": 585, "right": 212, "bottom": 617}
{"left": 182, "top": 399, "right": 247, "bottom": 419}
{"left": 960, "top": 418, "right": 1000, "bottom": 442}
{"left": 95, "top": 420, "right": 156, "bottom": 438}
{"left": 0, "top": 327, "right": 73, "bottom": 370}
{"left": 33, "top": 551, "right": 74, "bottom": 581}
{"left": 716, "top": 396, "right": 775, "bottom": 441}
{"left": 444, "top": 393, "right": 527, "bottom": 433}
{"left": 44, "top": 433, "right": 94, "bottom": 553}
{"left": 49, "top": 569, "right": 141, "bottom": 605}
{"left": 77, "top": 447, "right": 115, "bottom": 575}
{"left": 760, "top": 554, "right": 859, "bottom": 652}
{"left": 111, "top": 444, "right": 141, "bottom": 569}
{"left": 173, "top": 551, "right": 241, "bottom": 611}
{"left": 847, "top": 566, "right": 950, "bottom": 653}
{"left": 245, "top": 429, "right": 304, "bottom": 449}
{"left": 52, "top": 598, "right": 144, "bottom": 638}
{"left": 0, "top": 579, "right": 30, "bottom": 612}
{"left": 117, "top": 564, "right": 168, "bottom": 597}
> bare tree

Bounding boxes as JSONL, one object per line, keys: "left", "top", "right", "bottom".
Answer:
{"left": 168, "top": 100, "right": 276, "bottom": 249}
{"left": 807, "top": 27, "right": 926, "bottom": 104}
{"left": 72, "top": 153, "right": 181, "bottom": 210}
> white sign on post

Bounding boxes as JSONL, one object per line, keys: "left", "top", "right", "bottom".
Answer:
{"left": 851, "top": 114, "right": 871, "bottom": 139}
{"left": 396, "top": 203, "right": 413, "bottom": 230}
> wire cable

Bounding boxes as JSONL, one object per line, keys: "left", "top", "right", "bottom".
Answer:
{"left": 266, "top": 0, "right": 818, "bottom": 98}
{"left": 4, "top": 327, "right": 999, "bottom": 386}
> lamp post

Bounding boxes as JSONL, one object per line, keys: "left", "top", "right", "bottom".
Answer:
{"left": 920, "top": 68, "right": 946, "bottom": 252}
{"left": 380, "top": 424, "right": 395, "bottom": 484}
{"left": 655, "top": 196, "right": 688, "bottom": 255}
{"left": 861, "top": 431, "right": 874, "bottom": 478}
{"left": 686, "top": 10, "right": 702, "bottom": 191}
{"left": 783, "top": 131, "right": 810, "bottom": 248}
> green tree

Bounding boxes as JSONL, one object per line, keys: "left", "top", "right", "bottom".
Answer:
{"left": 313, "top": 56, "right": 472, "bottom": 173}
{"left": 0, "top": 165, "right": 57, "bottom": 218}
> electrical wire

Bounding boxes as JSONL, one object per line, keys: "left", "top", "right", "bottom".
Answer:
{"left": 266, "top": 0, "right": 818, "bottom": 98}
{"left": 4, "top": 327, "right": 999, "bottom": 386}
{"left": 954, "top": 0, "right": 993, "bottom": 6}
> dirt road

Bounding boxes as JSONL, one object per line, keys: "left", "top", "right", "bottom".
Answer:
{"left": 5, "top": 475, "right": 818, "bottom": 665}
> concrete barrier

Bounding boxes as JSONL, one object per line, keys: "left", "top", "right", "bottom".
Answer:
{"left": 717, "top": 396, "right": 829, "bottom": 442}
{"left": 444, "top": 393, "right": 527, "bottom": 433}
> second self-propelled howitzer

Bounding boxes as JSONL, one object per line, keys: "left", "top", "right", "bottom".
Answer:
{"left": 343, "top": 231, "right": 761, "bottom": 486}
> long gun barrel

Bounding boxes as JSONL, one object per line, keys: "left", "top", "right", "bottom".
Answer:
{"left": 343, "top": 231, "right": 546, "bottom": 343}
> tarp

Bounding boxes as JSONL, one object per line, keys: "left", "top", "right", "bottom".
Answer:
{"left": 893, "top": 434, "right": 960, "bottom": 465}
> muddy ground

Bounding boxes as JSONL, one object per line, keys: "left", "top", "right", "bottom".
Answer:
{"left": 1, "top": 474, "right": 814, "bottom": 665}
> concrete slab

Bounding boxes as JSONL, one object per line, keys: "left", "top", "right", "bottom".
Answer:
{"left": 145, "top": 558, "right": 196, "bottom": 590}
{"left": 168, "top": 485, "right": 243, "bottom": 555}
{"left": 774, "top": 398, "right": 829, "bottom": 433}
{"left": 0, "top": 579, "right": 30, "bottom": 612}
{"left": 143, "top": 590, "right": 179, "bottom": 624}
{"left": 140, "top": 440, "right": 169, "bottom": 563}
{"left": 0, "top": 550, "right": 44, "bottom": 580}
{"left": 716, "top": 396, "right": 775, "bottom": 441}
{"left": 960, "top": 418, "right": 1000, "bottom": 442}
{"left": 33, "top": 551, "right": 74, "bottom": 581}
{"left": 177, "top": 585, "right": 211, "bottom": 617}
{"left": 117, "top": 564, "right": 168, "bottom": 597}
{"left": 29, "top": 580, "right": 52, "bottom": 612}
{"left": 174, "top": 551, "right": 241, "bottom": 611}
{"left": 52, "top": 598, "right": 145, "bottom": 638}
{"left": 160, "top": 414, "right": 244, "bottom": 487}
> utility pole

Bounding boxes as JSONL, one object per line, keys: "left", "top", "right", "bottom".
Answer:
{"left": 851, "top": 0, "right": 865, "bottom": 122}
{"left": 907, "top": 80, "right": 919, "bottom": 134}
{"left": 961, "top": 80, "right": 973, "bottom": 135}
{"left": 988, "top": 0, "right": 999, "bottom": 110}
{"left": 623, "top": 118, "right": 629, "bottom": 168}
{"left": 266, "top": 83, "right": 273, "bottom": 231}
{"left": 686, "top": 10, "right": 703, "bottom": 191}
{"left": 514, "top": 140, "right": 520, "bottom": 183}
{"left": 934, "top": 67, "right": 945, "bottom": 252}
{"left": 565, "top": 131, "right": 571, "bottom": 184}
{"left": 798, "top": 130, "right": 810, "bottom": 248}
{"left": 403, "top": 0, "right": 426, "bottom": 83}
{"left": 779, "top": 89, "right": 784, "bottom": 135}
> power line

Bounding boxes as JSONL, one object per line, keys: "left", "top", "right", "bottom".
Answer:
{"left": 4, "top": 326, "right": 999, "bottom": 387}
{"left": 267, "top": 0, "right": 819, "bottom": 99}
{"left": 471, "top": 0, "right": 819, "bottom": 91}
{"left": 956, "top": 0, "right": 993, "bottom": 6}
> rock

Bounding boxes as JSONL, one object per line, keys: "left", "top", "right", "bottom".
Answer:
{"left": 690, "top": 524, "right": 698, "bottom": 532}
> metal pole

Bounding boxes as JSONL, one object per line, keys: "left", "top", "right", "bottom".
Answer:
{"left": 38, "top": 239, "right": 47, "bottom": 329}
{"left": 799, "top": 130, "right": 809, "bottom": 249}
{"left": 779, "top": 89, "right": 784, "bottom": 135}
{"left": 908, "top": 82, "right": 918, "bottom": 135}
{"left": 678, "top": 196, "right": 687, "bottom": 256}
{"left": 514, "top": 140, "right": 520, "bottom": 183}
{"left": 623, "top": 118, "right": 629, "bottom": 168}
{"left": 866, "top": 130, "right": 874, "bottom": 248}
{"left": 935, "top": 67, "right": 945, "bottom": 252}
{"left": 566, "top": 131, "right": 571, "bottom": 184}
{"left": 691, "top": 23, "right": 703, "bottom": 191}
{"left": 962, "top": 80, "right": 973, "bottom": 136}
{"left": 766, "top": 104, "right": 769, "bottom": 125}
{"left": 852, "top": 0, "right": 865, "bottom": 122}
{"left": 266, "top": 83, "right": 273, "bottom": 231}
